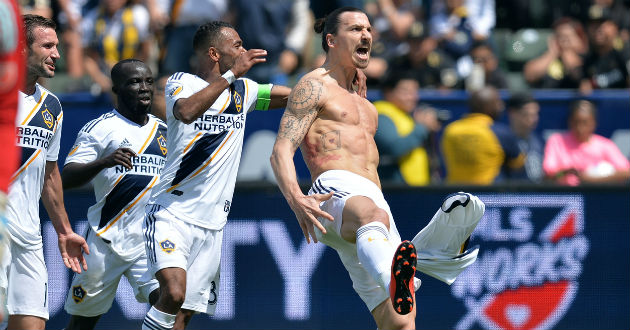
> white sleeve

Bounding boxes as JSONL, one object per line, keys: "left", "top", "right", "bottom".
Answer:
{"left": 243, "top": 78, "right": 259, "bottom": 113}
{"left": 165, "top": 74, "right": 196, "bottom": 120}
{"left": 46, "top": 111, "right": 63, "bottom": 161}
{"left": 64, "top": 126, "right": 101, "bottom": 165}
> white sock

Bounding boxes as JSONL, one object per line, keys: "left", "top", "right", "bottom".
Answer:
{"left": 356, "top": 221, "right": 396, "bottom": 290}
{"left": 143, "top": 306, "right": 176, "bottom": 330}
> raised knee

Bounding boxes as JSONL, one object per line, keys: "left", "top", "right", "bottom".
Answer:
{"left": 371, "top": 208, "right": 390, "bottom": 230}
{"left": 162, "top": 285, "right": 186, "bottom": 307}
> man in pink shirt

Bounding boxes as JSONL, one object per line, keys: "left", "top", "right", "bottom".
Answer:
{"left": 543, "top": 100, "right": 630, "bottom": 185}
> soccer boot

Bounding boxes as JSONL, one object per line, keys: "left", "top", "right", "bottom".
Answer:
{"left": 390, "top": 240, "right": 417, "bottom": 315}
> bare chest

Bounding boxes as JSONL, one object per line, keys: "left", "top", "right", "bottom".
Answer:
{"left": 320, "top": 93, "right": 377, "bottom": 134}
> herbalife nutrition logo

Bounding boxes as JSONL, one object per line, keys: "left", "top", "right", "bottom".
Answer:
{"left": 451, "top": 195, "right": 589, "bottom": 330}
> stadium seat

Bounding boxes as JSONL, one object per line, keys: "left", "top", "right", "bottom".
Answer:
{"left": 504, "top": 28, "right": 552, "bottom": 71}
{"left": 491, "top": 28, "right": 512, "bottom": 71}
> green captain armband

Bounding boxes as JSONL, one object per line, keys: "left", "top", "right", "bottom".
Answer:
{"left": 255, "top": 84, "right": 273, "bottom": 111}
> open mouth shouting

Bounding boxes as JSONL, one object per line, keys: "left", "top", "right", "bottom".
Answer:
{"left": 355, "top": 44, "right": 371, "bottom": 63}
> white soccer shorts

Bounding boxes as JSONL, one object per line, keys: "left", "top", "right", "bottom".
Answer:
{"left": 309, "top": 170, "right": 415, "bottom": 312}
{"left": 143, "top": 205, "right": 222, "bottom": 315}
{"left": 64, "top": 228, "right": 159, "bottom": 317}
{"left": 0, "top": 238, "right": 48, "bottom": 320}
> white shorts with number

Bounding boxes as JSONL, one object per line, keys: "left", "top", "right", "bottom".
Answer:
{"left": 0, "top": 237, "right": 48, "bottom": 320}
{"left": 309, "top": 170, "right": 403, "bottom": 312}
{"left": 143, "top": 205, "right": 222, "bottom": 315}
{"left": 64, "top": 228, "right": 159, "bottom": 317}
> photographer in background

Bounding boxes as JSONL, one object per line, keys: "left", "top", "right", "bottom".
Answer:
{"left": 374, "top": 72, "right": 441, "bottom": 186}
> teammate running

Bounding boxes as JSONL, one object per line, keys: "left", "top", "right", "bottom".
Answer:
{"left": 62, "top": 59, "right": 164, "bottom": 330}
{"left": 139, "top": 21, "right": 292, "bottom": 330}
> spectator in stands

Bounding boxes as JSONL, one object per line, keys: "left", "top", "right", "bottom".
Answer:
{"left": 524, "top": 18, "right": 588, "bottom": 89}
{"left": 580, "top": 17, "right": 630, "bottom": 93}
{"left": 18, "top": 0, "right": 52, "bottom": 18}
{"left": 505, "top": 92, "right": 544, "bottom": 182}
{"left": 469, "top": 41, "right": 508, "bottom": 89}
{"left": 364, "top": 0, "right": 425, "bottom": 85}
{"left": 441, "top": 86, "right": 524, "bottom": 184}
{"left": 431, "top": 0, "right": 496, "bottom": 42}
{"left": 588, "top": 0, "right": 630, "bottom": 43}
{"left": 158, "top": 0, "right": 228, "bottom": 74}
{"left": 543, "top": 100, "right": 630, "bottom": 185}
{"left": 389, "top": 28, "right": 460, "bottom": 89}
{"left": 429, "top": 0, "right": 475, "bottom": 61}
{"left": 232, "top": 0, "right": 310, "bottom": 85}
{"left": 81, "top": 0, "right": 152, "bottom": 94}
{"left": 56, "top": 0, "right": 87, "bottom": 78}
{"left": 374, "top": 72, "right": 441, "bottom": 186}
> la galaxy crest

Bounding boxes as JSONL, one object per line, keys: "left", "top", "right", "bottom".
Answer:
{"left": 41, "top": 106, "right": 54, "bottom": 129}
{"left": 157, "top": 133, "right": 167, "bottom": 155}
{"left": 233, "top": 90, "right": 242, "bottom": 112}
{"left": 72, "top": 285, "right": 86, "bottom": 303}
{"left": 160, "top": 239, "right": 175, "bottom": 253}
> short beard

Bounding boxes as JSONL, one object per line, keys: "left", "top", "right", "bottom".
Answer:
{"left": 29, "top": 63, "right": 54, "bottom": 79}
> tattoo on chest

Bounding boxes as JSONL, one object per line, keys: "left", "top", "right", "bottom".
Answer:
{"left": 321, "top": 130, "right": 341, "bottom": 152}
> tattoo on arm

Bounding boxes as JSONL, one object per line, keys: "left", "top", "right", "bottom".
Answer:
{"left": 321, "top": 130, "right": 341, "bottom": 152}
{"left": 277, "top": 78, "right": 324, "bottom": 149}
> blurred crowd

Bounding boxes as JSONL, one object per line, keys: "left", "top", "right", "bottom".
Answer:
{"left": 17, "top": 0, "right": 630, "bottom": 186}
{"left": 17, "top": 0, "right": 630, "bottom": 93}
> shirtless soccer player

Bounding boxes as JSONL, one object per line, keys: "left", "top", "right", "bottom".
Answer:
{"left": 271, "top": 7, "right": 485, "bottom": 330}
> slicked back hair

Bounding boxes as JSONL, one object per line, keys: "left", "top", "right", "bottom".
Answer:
{"left": 313, "top": 7, "right": 365, "bottom": 52}
{"left": 23, "top": 14, "right": 56, "bottom": 48}
{"left": 193, "top": 21, "right": 235, "bottom": 54}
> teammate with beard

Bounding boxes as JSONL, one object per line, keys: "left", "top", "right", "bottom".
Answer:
{"left": 1, "top": 14, "right": 88, "bottom": 330}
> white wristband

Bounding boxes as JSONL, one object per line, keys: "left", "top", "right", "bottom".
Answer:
{"left": 222, "top": 70, "right": 236, "bottom": 85}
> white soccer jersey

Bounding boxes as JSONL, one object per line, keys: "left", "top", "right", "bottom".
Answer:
{"left": 149, "top": 72, "right": 261, "bottom": 230}
{"left": 7, "top": 84, "right": 63, "bottom": 249}
{"left": 66, "top": 111, "right": 167, "bottom": 260}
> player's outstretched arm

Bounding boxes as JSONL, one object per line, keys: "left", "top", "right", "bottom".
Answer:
{"left": 270, "top": 76, "right": 333, "bottom": 243}
{"left": 42, "top": 161, "right": 89, "bottom": 273}
{"left": 268, "top": 85, "right": 292, "bottom": 109}
{"left": 174, "top": 49, "right": 267, "bottom": 124}
{"left": 62, "top": 147, "right": 136, "bottom": 189}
